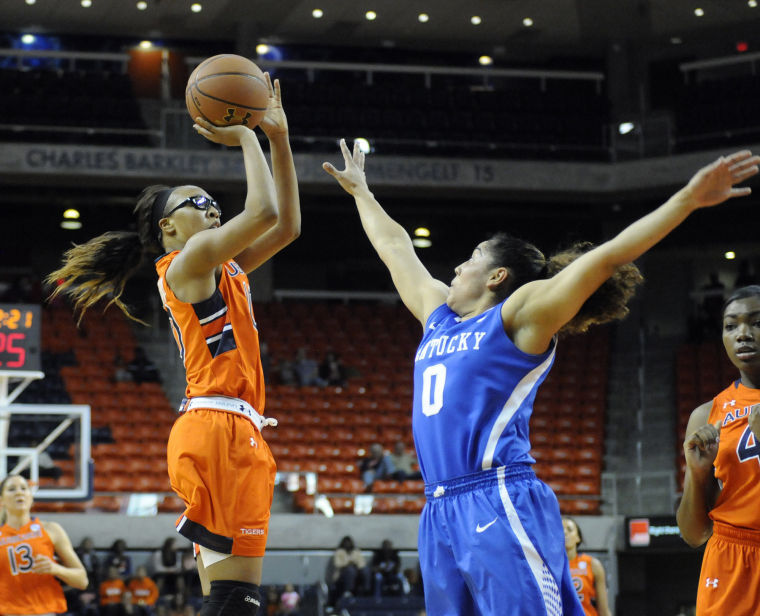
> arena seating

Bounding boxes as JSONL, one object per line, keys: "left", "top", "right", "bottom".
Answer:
{"left": 21, "top": 300, "right": 608, "bottom": 515}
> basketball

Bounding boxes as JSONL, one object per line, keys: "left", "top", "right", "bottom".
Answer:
{"left": 185, "top": 54, "right": 269, "bottom": 129}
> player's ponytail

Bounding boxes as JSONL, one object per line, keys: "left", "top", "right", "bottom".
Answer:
{"left": 546, "top": 241, "right": 643, "bottom": 335}
{"left": 46, "top": 185, "right": 171, "bottom": 324}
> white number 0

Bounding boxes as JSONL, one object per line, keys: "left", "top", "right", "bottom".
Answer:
{"left": 421, "top": 363, "right": 446, "bottom": 416}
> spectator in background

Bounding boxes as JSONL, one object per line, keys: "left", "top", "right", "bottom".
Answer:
{"left": 371, "top": 539, "right": 403, "bottom": 597}
{"left": 265, "top": 587, "right": 281, "bottom": 616}
{"left": 260, "top": 341, "right": 272, "bottom": 384}
{"left": 359, "top": 443, "right": 396, "bottom": 491}
{"left": 279, "top": 583, "right": 300, "bottom": 615}
{"left": 389, "top": 441, "right": 422, "bottom": 481}
{"left": 128, "top": 347, "right": 161, "bottom": 384}
{"left": 152, "top": 537, "right": 183, "bottom": 596}
{"left": 293, "top": 347, "right": 326, "bottom": 387}
{"left": 277, "top": 359, "right": 297, "bottom": 386}
{"left": 99, "top": 565, "right": 127, "bottom": 616}
{"left": 127, "top": 565, "right": 159, "bottom": 615}
{"left": 402, "top": 565, "right": 424, "bottom": 597}
{"left": 74, "top": 536, "right": 101, "bottom": 613}
{"left": 319, "top": 351, "right": 347, "bottom": 387}
{"left": 326, "top": 536, "right": 370, "bottom": 604}
{"left": 113, "top": 352, "right": 133, "bottom": 383}
{"left": 105, "top": 539, "right": 132, "bottom": 578}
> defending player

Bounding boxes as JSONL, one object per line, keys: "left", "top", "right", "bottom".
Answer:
{"left": 562, "top": 517, "right": 611, "bottom": 616}
{"left": 47, "top": 74, "right": 299, "bottom": 616}
{"left": 0, "top": 474, "right": 88, "bottom": 615}
{"left": 677, "top": 285, "right": 760, "bottom": 615}
{"left": 324, "top": 140, "right": 758, "bottom": 616}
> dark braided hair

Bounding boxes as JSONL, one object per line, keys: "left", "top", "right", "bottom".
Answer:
{"left": 486, "top": 233, "right": 644, "bottom": 336}
{"left": 46, "top": 185, "right": 171, "bottom": 323}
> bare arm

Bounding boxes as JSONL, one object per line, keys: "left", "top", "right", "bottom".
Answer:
{"left": 168, "top": 119, "right": 278, "bottom": 282}
{"left": 36, "top": 521, "right": 88, "bottom": 590}
{"left": 504, "top": 150, "right": 759, "bottom": 354}
{"left": 676, "top": 403, "right": 722, "bottom": 547}
{"left": 591, "top": 557, "right": 612, "bottom": 616}
{"left": 234, "top": 76, "right": 301, "bottom": 273}
{"left": 323, "top": 140, "right": 448, "bottom": 325}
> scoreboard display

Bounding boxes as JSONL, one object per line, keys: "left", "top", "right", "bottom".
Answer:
{"left": 0, "top": 304, "right": 41, "bottom": 372}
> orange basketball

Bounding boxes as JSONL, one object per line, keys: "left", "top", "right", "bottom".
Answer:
{"left": 185, "top": 54, "right": 268, "bottom": 129}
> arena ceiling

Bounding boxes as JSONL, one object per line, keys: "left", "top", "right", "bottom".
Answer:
{"left": 1, "top": 0, "right": 759, "bottom": 62}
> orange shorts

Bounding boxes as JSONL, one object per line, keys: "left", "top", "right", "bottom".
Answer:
{"left": 166, "top": 408, "right": 276, "bottom": 557}
{"left": 696, "top": 521, "right": 760, "bottom": 616}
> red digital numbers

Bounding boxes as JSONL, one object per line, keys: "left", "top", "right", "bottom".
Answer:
{"left": 0, "top": 332, "right": 26, "bottom": 368}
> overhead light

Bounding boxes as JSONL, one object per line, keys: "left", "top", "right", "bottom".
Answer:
{"left": 523, "top": 17, "right": 534, "bottom": 27}
{"left": 21, "top": 34, "right": 35, "bottom": 44}
{"left": 618, "top": 122, "right": 635, "bottom": 135}
{"left": 418, "top": 13, "right": 429, "bottom": 23}
{"left": 479, "top": 55, "right": 493, "bottom": 66}
{"left": 355, "top": 137, "right": 371, "bottom": 154}
{"left": 414, "top": 227, "right": 430, "bottom": 237}
{"left": 312, "top": 8, "right": 323, "bottom": 18}
{"left": 725, "top": 251, "right": 736, "bottom": 260}
{"left": 190, "top": 3, "right": 202, "bottom": 12}
{"left": 63, "top": 209, "right": 81, "bottom": 219}
{"left": 471, "top": 15, "right": 482, "bottom": 25}
{"left": 670, "top": 36, "right": 683, "bottom": 44}
{"left": 412, "top": 238, "right": 432, "bottom": 248}
{"left": 139, "top": 40, "right": 153, "bottom": 49}
{"left": 60, "top": 221, "right": 83, "bottom": 230}
{"left": 136, "top": 1, "right": 147, "bottom": 9}
{"left": 365, "top": 10, "right": 377, "bottom": 20}
{"left": 81, "top": 0, "right": 92, "bottom": 7}
{"left": 750, "top": 0, "right": 758, "bottom": 7}
{"left": 694, "top": 7, "right": 704, "bottom": 16}
{"left": 256, "top": 43, "right": 270, "bottom": 55}
{"left": 25, "top": 0, "right": 36, "bottom": 5}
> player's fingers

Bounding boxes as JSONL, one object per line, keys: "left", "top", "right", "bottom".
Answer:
{"left": 264, "top": 72, "right": 273, "bottom": 94}
{"left": 322, "top": 162, "right": 337, "bottom": 176}
{"left": 727, "top": 149, "right": 753, "bottom": 163}
{"left": 273, "top": 79, "right": 282, "bottom": 102}
{"left": 729, "top": 187, "right": 752, "bottom": 199}
{"left": 339, "top": 138, "right": 352, "bottom": 162}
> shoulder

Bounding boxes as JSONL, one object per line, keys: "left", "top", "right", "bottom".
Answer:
{"left": 686, "top": 401, "right": 714, "bottom": 431}
{"left": 589, "top": 555, "right": 605, "bottom": 576}
{"left": 41, "top": 520, "right": 65, "bottom": 542}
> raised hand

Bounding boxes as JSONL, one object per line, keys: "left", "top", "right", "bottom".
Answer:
{"left": 322, "top": 139, "right": 369, "bottom": 196}
{"left": 684, "top": 420, "right": 721, "bottom": 478}
{"left": 683, "top": 150, "right": 760, "bottom": 209}
{"left": 192, "top": 116, "right": 252, "bottom": 147}
{"left": 259, "top": 73, "right": 289, "bottom": 139}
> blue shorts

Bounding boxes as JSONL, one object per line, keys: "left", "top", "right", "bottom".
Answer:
{"left": 419, "top": 465, "right": 584, "bottom": 616}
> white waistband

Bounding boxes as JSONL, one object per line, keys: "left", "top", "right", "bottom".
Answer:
{"left": 180, "top": 396, "right": 278, "bottom": 432}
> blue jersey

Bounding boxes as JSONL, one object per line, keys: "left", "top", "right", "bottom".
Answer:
{"left": 412, "top": 301, "right": 556, "bottom": 484}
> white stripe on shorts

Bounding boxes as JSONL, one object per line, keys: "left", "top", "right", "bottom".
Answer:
{"left": 497, "top": 466, "right": 563, "bottom": 616}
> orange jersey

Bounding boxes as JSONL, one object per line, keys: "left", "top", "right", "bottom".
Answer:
{"left": 127, "top": 576, "right": 159, "bottom": 606}
{"left": 569, "top": 553, "right": 598, "bottom": 616}
{"left": 99, "top": 578, "right": 126, "bottom": 605}
{"left": 155, "top": 252, "right": 265, "bottom": 411}
{"left": 0, "top": 517, "right": 67, "bottom": 615}
{"left": 708, "top": 381, "right": 760, "bottom": 530}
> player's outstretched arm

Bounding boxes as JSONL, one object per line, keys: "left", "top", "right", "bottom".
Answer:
{"left": 234, "top": 74, "right": 301, "bottom": 273}
{"left": 172, "top": 120, "right": 278, "bottom": 279}
{"left": 676, "top": 403, "right": 722, "bottom": 547}
{"left": 323, "top": 139, "right": 448, "bottom": 324}
{"left": 506, "top": 150, "right": 760, "bottom": 354}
